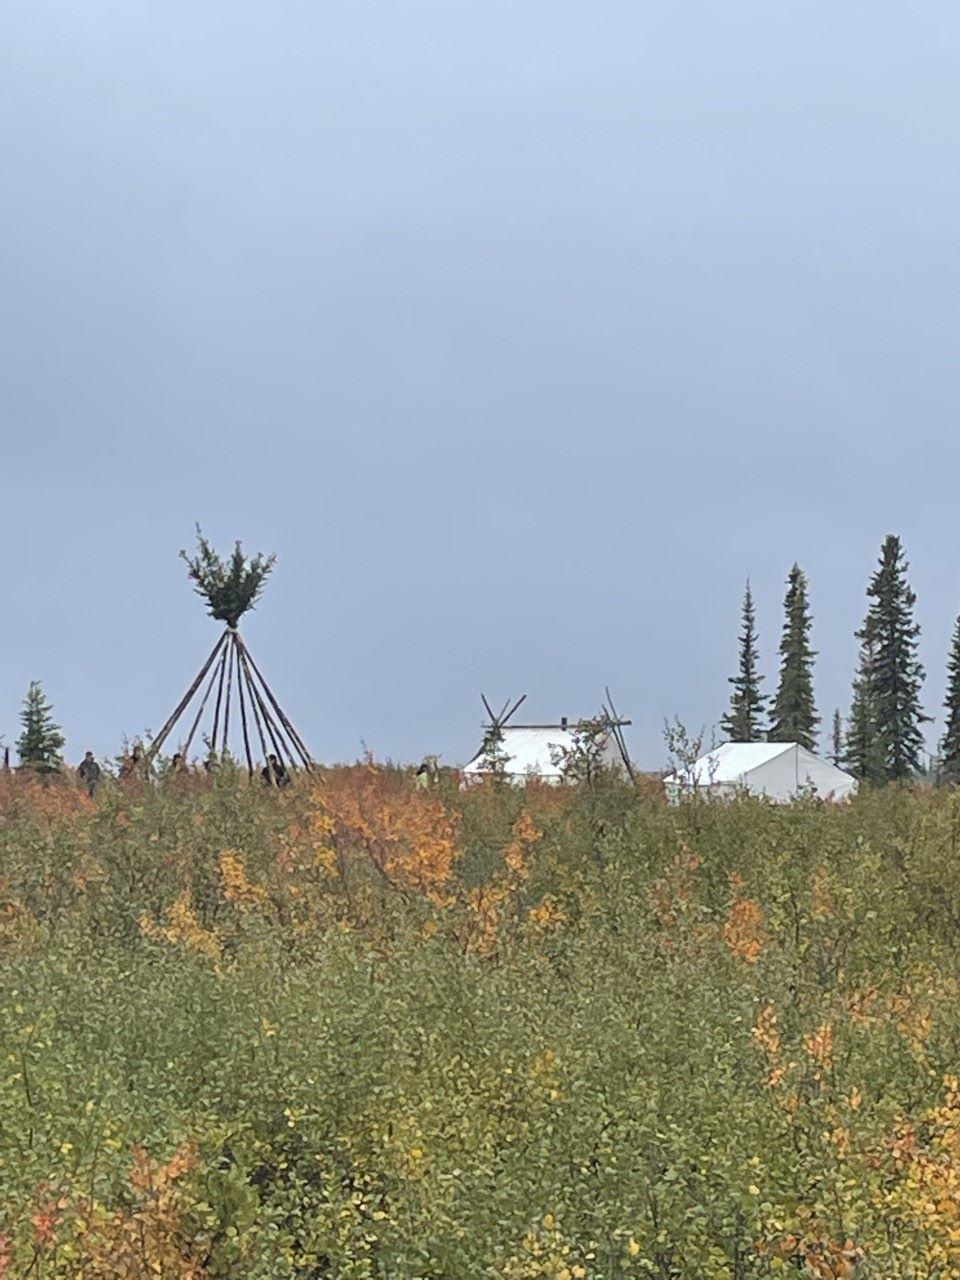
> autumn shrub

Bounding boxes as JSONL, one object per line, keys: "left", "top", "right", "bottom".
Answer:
{"left": 4, "top": 769, "right": 960, "bottom": 1275}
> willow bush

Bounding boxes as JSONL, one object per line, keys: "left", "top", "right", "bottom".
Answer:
{"left": 2, "top": 768, "right": 960, "bottom": 1277}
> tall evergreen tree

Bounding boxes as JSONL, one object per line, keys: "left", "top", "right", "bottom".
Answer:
{"left": 940, "top": 613, "right": 960, "bottom": 783}
{"left": 769, "top": 564, "right": 819, "bottom": 748}
{"left": 830, "top": 708, "right": 844, "bottom": 767}
{"left": 844, "top": 641, "right": 884, "bottom": 783}
{"left": 721, "top": 580, "right": 767, "bottom": 742}
{"left": 852, "top": 535, "right": 927, "bottom": 783}
{"left": 17, "top": 681, "right": 64, "bottom": 774}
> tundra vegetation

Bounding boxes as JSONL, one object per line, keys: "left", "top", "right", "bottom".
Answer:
{"left": 3, "top": 766, "right": 960, "bottom": 1277}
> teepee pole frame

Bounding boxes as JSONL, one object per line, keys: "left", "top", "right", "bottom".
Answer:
{"left": 234, "top": 640, "right": 255, "bottom": 776}
{"left": 220, "top": 634, "right": 236, "bottom": 757}
{"left": 145, "top": 630, "right": 229, "bottom": 765}
{"left": 182, "top": 642, "right": 227, "bottom": 758}
{"left": 236, "top": 642, "right": 297, "bottom": 779}
{"left": 236, "top": 632, "right": 313, "bottom": 768}
{"left": 210, "top": 640, "right": 230, "bottom": 753}
{"left": 146, "top": 618, "right": 312, "bottom": 776}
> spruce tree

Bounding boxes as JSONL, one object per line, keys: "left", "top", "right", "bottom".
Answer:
{"left": 830, "top": 709, "right": 844, "bottom": 766}
{"left": 940, "top": 613, "right": 960, "bottom": 783}
{"left": 17, "top": 681, "right": 65, "bottom": 774}
{"left": 853, "top": 535, "right": 927, "bottom": 782}
{"left": 844, "top": 641, "right": 884, "bottom": 784}
{"left": 769, "top": 564, "right": 819, "bottom": 748}
{"left": 721, "top": 580, "right": 767, "bottom": 742}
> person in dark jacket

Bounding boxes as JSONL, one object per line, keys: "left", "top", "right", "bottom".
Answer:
{"left": 261, "top": 754, "right": 290, "bottom": 788}
{"left": 78, "top": 751, "right": 101, "bottom": 797}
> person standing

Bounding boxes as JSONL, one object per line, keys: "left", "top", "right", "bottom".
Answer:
{"left": 261, "top": 754, "right": 290, "bottom": 788}
{"left": 78, "top": 750, "right": 101, "bottom": 797}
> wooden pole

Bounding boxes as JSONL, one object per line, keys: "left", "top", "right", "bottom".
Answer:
{"left": 238, "top": 643, "right": 303, "bottom": 771}
{"left": 240, "top": 657, "right": 272, "bottom": 782}
{"left": 604, "top": 685, "right": 637, "bottom": 785}
{"left": 234, "top": 633, "right": 313, "bottom": 768}
{"left": 234, "top": 634, "right": 255, "bottom": 776}
{"left": 210, "top": 637, "right": 230, "bottom": 752}
{"left": 182, "top": 644, "right": 226, "bottom": 758}
{"left": 220, "top": 633, "right": 236, "bottom": 757}
{"left": 237, "top": 644, "right": 296, "bottom": 774}
{"left": 145, "top": 630, "right": 228, "bottom": 764}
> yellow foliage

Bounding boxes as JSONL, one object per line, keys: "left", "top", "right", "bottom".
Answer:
{"left": 804, "top": 1022, "right": 833, "bottom": 1068}
{"left": 218, "top": 848, "right": 269, "bottom": 910}
{"left": 503, "top": 811, "right": 542, "bottom": 886}
{"left": 460, "top": 812, "right": 545, "bottom": 958}
{"left": 810, "top": 864, "right": 834, "bottom": 920}
{"left": 139, "top": 891, "right": 221, "bottom": 961}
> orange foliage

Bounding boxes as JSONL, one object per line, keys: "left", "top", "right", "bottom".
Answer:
{"left": 528, "top": 895, "right": 566, "bottom": 933}
{"left": 77, "top": 1142, "right": 206, "bottom": 1278}
{"left": 0, "top": 771, "right": 92, "bottom": 826}
{"left": 722, "top": 873, "right": 766, "bottom": 964}
{"left": 768, "top": 1228, "right": 863, "bottom": 1279}
{"left": 311, "top": 766, "right": 460, "bottom": 897}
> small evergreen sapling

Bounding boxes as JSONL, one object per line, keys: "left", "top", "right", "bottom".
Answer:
{"left": 940, "top": 613, "right": 960, "bottom": 784}
{"left": 17, "top": 681, "right": 65, "bottom": 774}
{"left": 721, "top": 581, "right": 767, "bottom": 742}
{"left": 830, "top": 709, "right": 844, "bottom": 767}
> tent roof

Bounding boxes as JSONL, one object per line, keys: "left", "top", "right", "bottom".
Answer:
{"left": 464, "top": 725, "right": 612, "bottom": 777}
{"left": 666, "top": 741, "right": 796, "bottom": 786}
{"left": 664, "top": 741, "right": 857, "bottom": 794}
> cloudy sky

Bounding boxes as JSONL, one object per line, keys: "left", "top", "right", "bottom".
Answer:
{"left": 2, "top": 1, "right": 959, "bottom": 767}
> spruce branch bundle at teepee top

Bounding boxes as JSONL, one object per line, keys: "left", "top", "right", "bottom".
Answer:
{"left": 180, "top": 527, "right": 276, "bottom": 629}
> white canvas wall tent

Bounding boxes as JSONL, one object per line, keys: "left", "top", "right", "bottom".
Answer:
{"left": 664, "top": 741, "right": 857, "bottom": 803}
{"left": 462, "top": 692, "right": 634, "bottom": 784}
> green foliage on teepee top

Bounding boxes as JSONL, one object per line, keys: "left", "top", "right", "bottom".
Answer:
{"left": 769, "top": 564, "right": 819, "bottom": 750}
{"left": 720, "top": 580, "right": 767, "bottom": 743}
{"left": 180, "top": 527, "right": 276, "bottom": 629}
{"left": 17, "top": 680, "right": 65, "bottom": 773}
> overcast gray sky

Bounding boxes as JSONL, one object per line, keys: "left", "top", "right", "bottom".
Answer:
{"left": 2, "top": 1, "right": 959, "bottom": 768}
